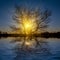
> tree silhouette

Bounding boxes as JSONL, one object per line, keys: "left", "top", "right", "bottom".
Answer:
{"left": 10, "top": 5, "right": 51, "bottom": 34}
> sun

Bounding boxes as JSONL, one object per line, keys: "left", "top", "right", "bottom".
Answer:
{"left": 21, "top": 18, "right": 37, "bottom": 35}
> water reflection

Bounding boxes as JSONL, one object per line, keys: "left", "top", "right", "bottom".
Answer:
{"left": 10, "top": 37, "right": 52, "bottom": 60}
{"left": 0, "top": 37, "right": 60, "bottom": 60}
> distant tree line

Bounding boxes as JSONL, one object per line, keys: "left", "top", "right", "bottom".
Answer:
{"left": 0, "top": 31, "right": 60, "bottom": 38}
{"left": 0, "top": 30, "right": 7, "bottom": 34}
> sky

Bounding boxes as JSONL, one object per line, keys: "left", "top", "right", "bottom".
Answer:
{"left": 0, "top": 0, "right": 60, "bottom": 32}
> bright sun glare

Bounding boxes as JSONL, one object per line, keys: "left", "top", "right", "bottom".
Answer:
{"left": 22, "top": 18, "right": 37, "bottom": 35}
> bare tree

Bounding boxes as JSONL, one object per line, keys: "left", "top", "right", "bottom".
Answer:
{"left": 10, "top": 5, "right": 51, "bottom": 34}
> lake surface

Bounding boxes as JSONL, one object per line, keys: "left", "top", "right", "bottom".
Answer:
{"left": 0, "top": 37, "right": 60, "bottom": 60}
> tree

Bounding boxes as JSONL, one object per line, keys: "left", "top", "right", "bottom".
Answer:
{"left": 10, "top": 5, "right": 51, "bottom": 34}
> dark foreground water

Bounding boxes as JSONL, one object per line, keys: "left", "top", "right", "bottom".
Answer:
{"left": 0, "top": 37, "right": 60, "bottom": 60}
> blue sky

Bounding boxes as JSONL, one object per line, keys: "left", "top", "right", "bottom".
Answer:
{"left": 0, "top": 0, "right": 60, "bottom": 32}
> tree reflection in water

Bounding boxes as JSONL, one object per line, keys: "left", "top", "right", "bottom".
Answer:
{"left": 10, "top": 37, "right": 52, "bottom": 60}
{"left": 9, "top": 5, "right": 52, "bottom": 60}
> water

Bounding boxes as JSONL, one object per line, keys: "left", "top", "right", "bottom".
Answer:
{"left": 0, "top": 37, "right": 60, "bottom": 60}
